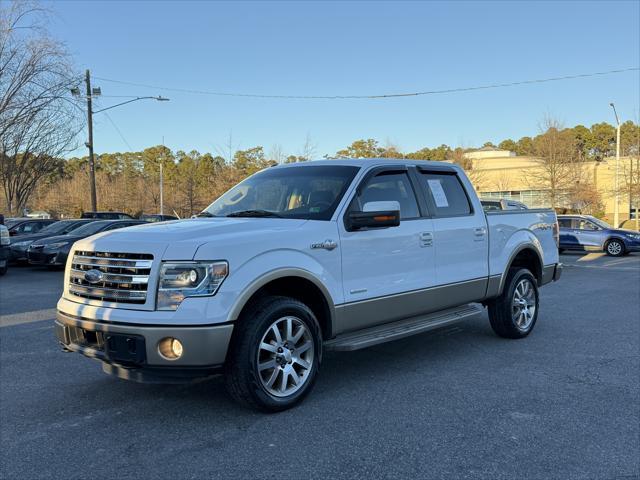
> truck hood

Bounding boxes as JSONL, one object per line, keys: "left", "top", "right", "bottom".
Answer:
{"left": 72, "top": 217, "right": 309, "bottom": 260}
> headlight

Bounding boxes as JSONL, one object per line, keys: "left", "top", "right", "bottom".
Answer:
{"left": 157, "top": 261, "right": 228, "bottom": 311}
{"left": 47, "top": 241, "right": 70, "bottom": 250}
{"left": 0, "top": 228, "right": 9, "bottom": 246}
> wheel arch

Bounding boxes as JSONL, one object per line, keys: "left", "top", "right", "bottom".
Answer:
{"left": 498, "top": 246, "right": 543, "bottom": 295}
{"left": 228, "top": 269, "right": 336, "bottom": 341}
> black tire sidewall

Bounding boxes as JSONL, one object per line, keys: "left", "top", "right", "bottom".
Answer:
{"left": 505, "top": 269, "right": 539, "bottom": 336}
{"left": 236, "top": 298, "right": 322, "bottom": 411}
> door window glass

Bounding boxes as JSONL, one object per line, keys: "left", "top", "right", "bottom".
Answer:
{"left": 419, "top": 173, "right": 472, "bottom": 217}
{"left": 558, "top": 218, "right": 572, "bottom": 228}
{"left": 354, "top": 172, "right": 419, "bottom": 219}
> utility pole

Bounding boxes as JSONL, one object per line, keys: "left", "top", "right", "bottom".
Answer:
{"left": 610, "top": 103, "right": 621, "bottom": 228}
{"left": 160, "top": 136, "right": 164, "bottom": 216}
{"left": 85, "top": 69, "right": 98, "bottom": 212}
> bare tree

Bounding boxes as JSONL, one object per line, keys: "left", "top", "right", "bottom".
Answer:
{"left": 0, "top": 1, "right": 81, "bottom": 214}
{"left": 299, "top": 132, "right": 316, "bottom": 161}
{"left": 527, "top": 117, "right": 583, "bottom": 208}
{"left": 268, "top": 143, "right": 286, "bottom": 164}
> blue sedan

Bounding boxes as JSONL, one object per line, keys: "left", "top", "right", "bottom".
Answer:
{"left": 558, "top": 215, "right": 640, "bottom": 257}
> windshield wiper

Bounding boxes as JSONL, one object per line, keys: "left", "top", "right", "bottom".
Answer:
{"left": 226, "top": 209, "right": 283, "bottom": 218}
{"left": 196, "top": 211, "right": 216, "bottom": 217}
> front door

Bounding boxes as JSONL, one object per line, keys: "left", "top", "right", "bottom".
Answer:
{"left": 338, "top": 168, "right": 436, "bottom": 333}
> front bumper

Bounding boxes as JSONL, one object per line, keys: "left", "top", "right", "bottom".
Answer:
{"left": 0, "top": 246, "right": 9, "bottom": 269}
{"left": 28, "top": 247, "right": 66, "bottom": 266}
{"left": 55, "top": 310, "right": 234, "bottom": 382}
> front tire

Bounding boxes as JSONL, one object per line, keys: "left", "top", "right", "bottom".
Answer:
{"left": 605, "top": 239, "right": 625, "bottom": 257}
{"left": 488, "top": 268, "right": 539, "bottom": 339}
{"left": 224, "top": 296, "right": 322, "bottom": 412}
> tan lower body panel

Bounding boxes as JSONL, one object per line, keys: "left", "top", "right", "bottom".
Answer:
{"left": 333, "top": 277, "right": 488, "bottom": 335}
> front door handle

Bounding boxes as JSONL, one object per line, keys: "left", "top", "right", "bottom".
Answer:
{"left": 474, "top": 227, "right": 487, "bottom": 236}
{"left": 419, "top": 232, "right": 433, "bottom": 247}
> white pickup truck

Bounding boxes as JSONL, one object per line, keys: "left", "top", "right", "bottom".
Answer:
{"left": 55, "top": 159, "right": 562, "bottom": 411}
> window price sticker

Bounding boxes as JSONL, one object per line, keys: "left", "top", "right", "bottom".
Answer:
{"left": 427, "top": 179, "right": 449, "bottom": 207}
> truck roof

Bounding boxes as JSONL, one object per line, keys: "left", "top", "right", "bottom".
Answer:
{"left": 271, "top": 158, "right": 461, "bottom": 170}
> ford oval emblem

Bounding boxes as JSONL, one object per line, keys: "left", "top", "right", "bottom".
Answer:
{"left": 84, "top": 269, "right": 104, "bottom": 284}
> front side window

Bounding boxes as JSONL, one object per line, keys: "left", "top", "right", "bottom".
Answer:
{"left": 204, "top": 165, "right": 359, "bottom": 220}
{"left": 351, "top": 172, "right": 419, "bottom": 219}
{"left": 419, "top": 173, "right": 472, "bottom": 217}
{"left": 577, "top": 219, "right": 598, "bottom": 231}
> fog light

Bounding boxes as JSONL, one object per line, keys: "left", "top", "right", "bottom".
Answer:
{"left": 158, "top": 337, "right": 183, "bottom": 360}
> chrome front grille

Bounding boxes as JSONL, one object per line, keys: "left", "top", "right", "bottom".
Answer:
{"left": 68, "top": 251, "right": 154, "bottom": 304}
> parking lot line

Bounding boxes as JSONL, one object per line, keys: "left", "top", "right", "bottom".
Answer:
{"left": 576, "top": 253, "right": 606, "bottom": 262}
{"left": 0, "top": 308, "right": 57, "bottom": 327}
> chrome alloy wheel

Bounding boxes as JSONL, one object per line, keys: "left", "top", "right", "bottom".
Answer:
{"left": 257, "top": 316, "right": 314, "bottom": 398}
{"left": 607, "top": 240, "right": 623, "bottom": 256}
{"left": 512, "top": 278, "right": 537, "bottom": 331}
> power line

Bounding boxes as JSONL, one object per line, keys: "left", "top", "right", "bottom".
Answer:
{"left": 94, "top": 67, "right": 639, "bottom": 100}
{"left": 103, "top": 111, "right": 133, "bottom": 150}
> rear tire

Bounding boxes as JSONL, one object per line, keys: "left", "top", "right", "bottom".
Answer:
{"left": 488, "top": 268, "right": 539, "bottom": 339}
{"left": 605, "top": 239, "right": 625, "bottom": 257}
{"left": 224, "top": 296, "right": 322, "bottom": 412}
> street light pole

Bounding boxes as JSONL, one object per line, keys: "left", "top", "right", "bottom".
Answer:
{"left": 610, "top": 103, "right": 621, "bottom": 228}
{"left": 85, "top": 69, "right": 98, "bottom": 212}
{"left": 73, "top": 71, "right": 169, "bottom": 213}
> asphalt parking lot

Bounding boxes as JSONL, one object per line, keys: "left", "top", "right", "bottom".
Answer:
{"left": 1, "top": 254, "right": 639, "bottom": 479}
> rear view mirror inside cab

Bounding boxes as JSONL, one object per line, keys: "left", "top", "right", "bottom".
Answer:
{"left": 346, "top": 200, "right": 401, "bottom": 231}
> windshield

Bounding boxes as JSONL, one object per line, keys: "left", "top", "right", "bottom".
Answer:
{"left": 588, "top": 216, "right": 611, "bottom": 229}
{"left": 39, "top": 220, "right": 76, "bottom": 235}
{"left": 70, "top": 221, "right": 110, "bottom": 236}
{"left": 203, "top": 165, "right": 359, "bottom": 220}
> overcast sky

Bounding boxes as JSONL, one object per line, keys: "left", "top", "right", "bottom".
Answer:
{"left": 49, "top": 0, "right": 640, "bottom": 158}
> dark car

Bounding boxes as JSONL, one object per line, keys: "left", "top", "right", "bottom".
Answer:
{"left": 81, "top": 211, "right": 134, "bottom": 220}
{"left": 140, "top": 214, "right": 179, "bottom": 222}
{"left": 5, "top": 218, "right": 57, "bottom": 237}
{"left": 0, "top": 224, "right": 10, "bottom": 275}
{"left": 9, "top": 218, "right": 98, "bottom": 263}
{"left": 28, "top": 219, "right": 145, "bottom": 268}
{"left": 558, "top": 214, "right": 640, "bottom": 257}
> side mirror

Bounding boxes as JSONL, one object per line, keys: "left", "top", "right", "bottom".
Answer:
{"left": 346, "top": 201, "right": 401, "bottom": 231}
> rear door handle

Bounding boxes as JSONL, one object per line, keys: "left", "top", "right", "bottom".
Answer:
{"left": 419, "top": 232, "right": 433, "bottom": 247}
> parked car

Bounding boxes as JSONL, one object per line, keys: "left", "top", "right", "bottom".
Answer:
{"left": 28, "top": 219, "right": 145, "bottom": 268}
{"left": 54, "top": 159, "right": 561, "bottom": 411}
{"left": 481, "top": 198, "right": 528, "bottom": 211}
{"left": 140, "top": 214, "right": 179, "bottom": 222}
{"left": 5, "top": 218, "right": 56, "bottom": 237}
{"left": 558, "top": 214, "right": 640, "bottom": 256}
{"left": 81, "top": 211, "right": 134, "bottom": 220}
{"left": 9, "top": 219, "right": 98, "bottom": 263}
{"left": 0, "top": 224, "right": 10, "bottom": 276}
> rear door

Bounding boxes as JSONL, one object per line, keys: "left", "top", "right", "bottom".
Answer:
{"left": 415, "top": 168, "right": 489, "bottom": 293}
{"left": 558, "top": 217, "right": 577, "bottom": 248}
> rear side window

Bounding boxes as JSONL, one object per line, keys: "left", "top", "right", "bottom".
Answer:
{"left": 419, "top": 173, "right": 471, "bottom": 217}
{"left": 558, "top": 218, "right": 572, "bottom": 228}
